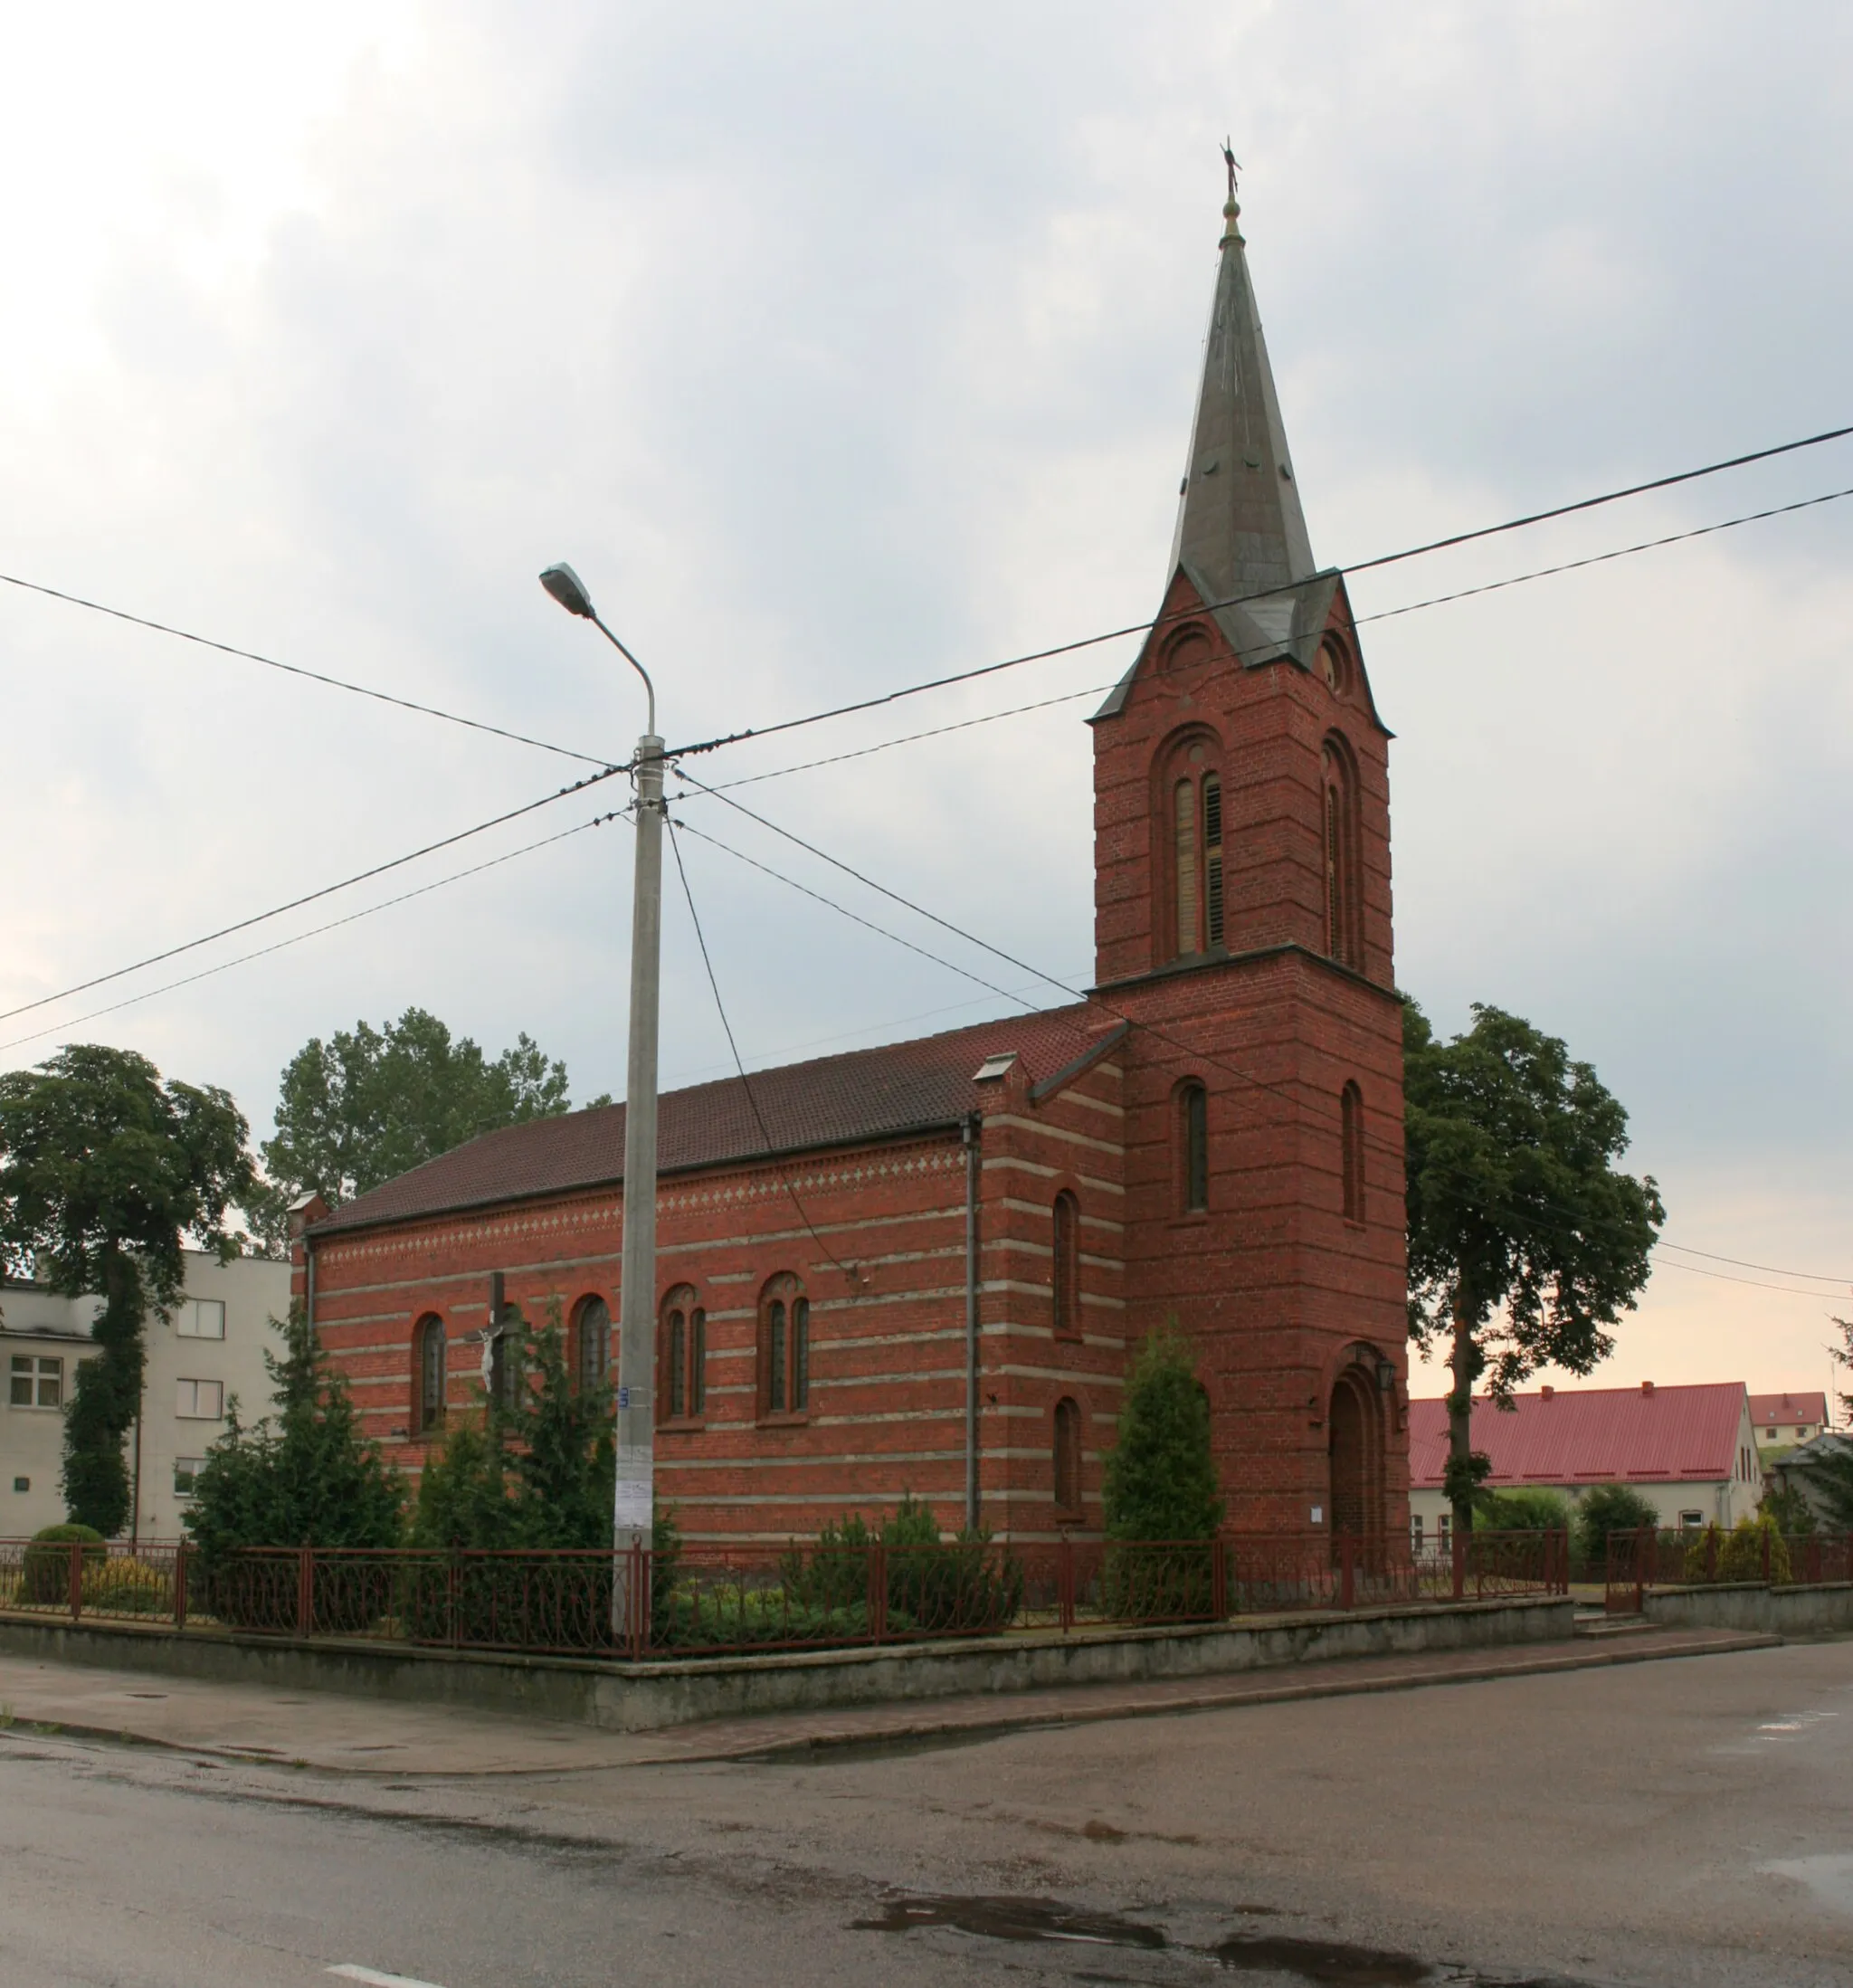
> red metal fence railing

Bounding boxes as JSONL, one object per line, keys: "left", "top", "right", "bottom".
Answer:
{"left": 1599, "top": 1526, "right": 1853, "bottom": 1614}
{"left": 0, "top": 1527, "right": 1576, "bottom": 1660}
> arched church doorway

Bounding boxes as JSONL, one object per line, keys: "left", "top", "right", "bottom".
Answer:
{"left": 1327, "top": 1363, "right": 1384, "bottom": 1563}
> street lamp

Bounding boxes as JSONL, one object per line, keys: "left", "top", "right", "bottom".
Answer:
{"left": 540, "top": 562, "right": 661, "bottom": 1636}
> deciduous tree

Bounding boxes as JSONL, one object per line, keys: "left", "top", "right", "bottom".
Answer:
{"left": 0, "top": 1045, "right": 253, "bottom": 1534}
{"left": 1404, "top": 1002, "right": 1664, "bottom": 1539}
{"left": 253, "top": 1008, "right": 584, "bottom": 1248}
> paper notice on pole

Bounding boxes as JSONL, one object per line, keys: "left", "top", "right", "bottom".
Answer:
{"left": 616, "top": 1462, "right": 651, "bottom": 1535}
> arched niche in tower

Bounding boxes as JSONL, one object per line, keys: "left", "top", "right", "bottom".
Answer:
{"left": 1152, "top": 724, "right": 1228, "bottom": 965}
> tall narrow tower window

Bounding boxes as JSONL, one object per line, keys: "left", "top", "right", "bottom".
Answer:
{"left": 1341, "top": 1081, "right": 1364, "bottom": 1223}
{"left": 1203, "top": 774, "right": 1224, "bottom": 948}
{"left": 1181, "top": 1081, "right": 1209, "bottom": 1213}
{"left": 1174, "top": 778, "right": 1199, "bottom": 956}
{"left": 1322, "top": 738, "right": 1359, "bottom": 968}
{"left": 1052, "top": 1192, "right": 1080, "bottom": 1341}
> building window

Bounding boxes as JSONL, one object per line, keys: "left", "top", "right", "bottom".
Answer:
{"left": 8, "top": 1355, "right": 63, "bottom": 1409}
{"left": 1053, "top": 1397, "right": 1082, "bottom": 1517}
{"left": 1679, "top": 1510, "right": 1704, "bottom": 1529}
{"left": 175, "top": 1298, "right": 226, "bottom": 1339}
{"left": 1411, "top": 1514, "right": 1424, "bottom": 1551}
{"left": 761, "top": 1276, "right": 809, "bottom": 1416}
{"left": 1170, "top": 763, "right": 1226, "bottom": 958}
{"left": 173, "top": 1458, "right": 204, "bottom": 1498}
{"left": 414, "top": 1314, "right": 446, "bottom": 1434}
{"left": 1321, "top": 736, "right": 1360, "bottom": 968}
{"left": 1340, "top": 1081, "right": 1364, "bottom": 1223}
{"left": 1438, "top": 1512, "right": 1451, "bottom": 1550}
{"left": 176, "top": 1378, "right": 223, "bottom": 1420}
{"left": 660, "top": 1289, "right": 707, "bottom": 1422}
{"left": 573, "top": 1295, "right": 611, "bottom": 1396}
{"left": 1051, "top": 1193, "right": 1081, "bottom": 1340}
{"left": 1180, "top": 1081, "right": 1209, "bottom": 1213}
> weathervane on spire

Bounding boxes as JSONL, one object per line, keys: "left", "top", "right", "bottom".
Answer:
{"left": 1220, "top": 138, "right": 1244, "bottom": 246}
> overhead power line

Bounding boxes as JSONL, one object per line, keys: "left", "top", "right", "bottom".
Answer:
{"left": 0, "top": 570, "right": 614, "bottom": 769}
{"left": 0, "top": 813, "right": 623, "bottom": 1057}
{"left": 664, "top": 421, "right": 1853, "bottom": 760}
{"left": 0, "top": 764, "right": 625, "bottom": 1032}
{"left": 1657, "top": 1240, "right": 1853, "bottom": 1289}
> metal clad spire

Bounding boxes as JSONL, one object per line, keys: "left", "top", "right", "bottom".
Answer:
{"left": 1167, "top": 159, "right": 1316, "bottom": 605}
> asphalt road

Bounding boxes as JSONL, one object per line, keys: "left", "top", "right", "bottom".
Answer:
{"left": 3, "top": 1639, "right": 1850, "bottom": 1987}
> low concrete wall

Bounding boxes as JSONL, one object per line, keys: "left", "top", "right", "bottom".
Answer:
{"left": 1642, "top": 1582, "right": 1853, "bottom": 1636}
{"left": 0, "top": 1593, "right": 1573, "bottom": 1734}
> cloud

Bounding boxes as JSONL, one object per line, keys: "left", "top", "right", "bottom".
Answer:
{"left": 3, "top": 0, "right": 1850, "bottom": 1394}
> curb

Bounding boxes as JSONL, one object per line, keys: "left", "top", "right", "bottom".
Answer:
{"left": 635, "top": 1627, "right": 1786, "bottom": 1764}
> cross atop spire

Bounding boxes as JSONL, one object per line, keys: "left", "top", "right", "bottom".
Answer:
{"left": 1167, "top": 159, "right": 1317, "bottom": 619}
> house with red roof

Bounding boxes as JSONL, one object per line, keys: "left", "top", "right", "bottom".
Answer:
{"left": 1407, "top": 1382, "right": 1762, "bottom": 1548}
{"left": 1750, "top": 1392, "right": 1829, "bottom": 1452}
{"left": 290, "top": 182, "right": 1412, "bottom": 1547}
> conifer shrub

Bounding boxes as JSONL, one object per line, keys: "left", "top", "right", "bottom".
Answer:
{"left": 1099, "top": 1324, "right": 1224, "bottom": 1620}
{"left": 185, "top": 1304, "right": 404, "bottom": 1629}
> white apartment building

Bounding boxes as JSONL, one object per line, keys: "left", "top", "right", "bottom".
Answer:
{"left": 2, "top": 1251, "right": 290, "bottom": 1540}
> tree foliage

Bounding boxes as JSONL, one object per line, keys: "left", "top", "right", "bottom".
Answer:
{"left": 0, "top": 1045, "right": 253, "bottom": 1534}
{"left": 1102, "top": 1322, "right": 1224, "bottom": 1541}
{"left": 1573, "top": 1483, "right": 1661, "bottom": 1570}
{"left": 253, "top": 1008, "right": 578, "bottom": 1249}
{"left": 184, "top": 1302, "right": 404, "bottom": 1569}
{"left": 1404, "top": 1002, "right": 1664, "bottom": 1533}
{"left": 410, "top": 1309, "right": 613, "bottom": 1550}
{"left": 1477, "top": 1487, "right": 1570, "bottom": 1533}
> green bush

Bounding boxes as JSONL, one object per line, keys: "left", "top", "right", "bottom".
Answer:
{"left": 1477, "top": 1488, "right": 1570, "bottom": 1533}
{"left": 1718, "top": 1515, "right": 1792, "bottom": 1584}
{"left": 185, "top": 1304, "right": 403, "bottom": 1620}
{"left": 1102, "top": 1322, "right": 1224, "bottom": 1542}
{"left": 1573, "top": 1484, "right": 1659, "bottom": 1572}
{"left": 81, "top": 1555, "right": 169, "bottom": 1617}
{"left": 1759, "top": 1480, "right": 1816, "bottom": 1537}
{"left": 22, "top": 1524, "right": 106, "bottom": 1604}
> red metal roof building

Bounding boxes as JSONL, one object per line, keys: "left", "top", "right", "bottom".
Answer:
{"left": 1749, "top": 1392, "right": 1829, "bottom": 1446}
{"left": 294, "top": 183, "right": 1412, "bottom": 1546}
{"left": 1406, "top": 1383, "right": 1762, "bottom": 1541}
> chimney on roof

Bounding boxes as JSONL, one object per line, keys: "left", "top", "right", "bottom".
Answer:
{"left": 1539, "top": 1385, "right": 1554, "bottom": 1401}
{"left": 1640, "top": 1381, "right": 1655, "bottom": 1397}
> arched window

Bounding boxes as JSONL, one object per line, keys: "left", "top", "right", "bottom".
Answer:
{"left": 573, "top": 1294, "right": 611, "bottom": 1396}
{"left": 1179, "top": 1081, "right": 1209, "bottom": 1213}
{"left": 1051, "top": 1192, "right": 1080, "bottom": 1340}
{"left": 761, "top": 1276, "right": 809, "bottom": 1416}
{"left": 1053, "top": 1397, "right": 1082, "bottom": 1517}
{"left": 1321, "top": 737, "right": 1359, "bottom": 968}
{"left": 1169, "top": 762, "right": 1226, "bottom": 959}
{"left": 1340, "top": 1081, "right": 1364, "bottom": 1223}
{"left": 414, "top": 1314, "right": 446, "bottom": 1434}
{"left": 660, "top": 1287, "right": 707, "bottom": 1423}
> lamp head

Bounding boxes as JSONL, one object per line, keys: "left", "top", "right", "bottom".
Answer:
{"left": 540, "top": 562, "right": 596, "bottom": 619}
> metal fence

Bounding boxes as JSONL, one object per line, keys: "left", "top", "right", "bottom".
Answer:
{"left": 0, "top": 1528, "right": 1568, "bottom": 1660}
{"left": 1600, "top": 1527, "right": 1853, "bottom": 1615}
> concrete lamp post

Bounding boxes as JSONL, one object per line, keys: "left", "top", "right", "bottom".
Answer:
{"left": 540, "top": 562, "right": 661, "bottom": 1636}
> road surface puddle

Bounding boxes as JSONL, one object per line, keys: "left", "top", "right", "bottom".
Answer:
{"left": 855, "top": 1895, "right": 1167, "bottom": 1946}
{"left": 1763, "top": 1851, "right": 1853, "bottom": 1917}
{"left": 858, "top": 1893, "right": 1595, "bottom": 1985}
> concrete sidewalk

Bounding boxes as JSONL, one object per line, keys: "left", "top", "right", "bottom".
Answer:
{"left": 0, "top": 1621, "right": 1779, "bottom": 1775}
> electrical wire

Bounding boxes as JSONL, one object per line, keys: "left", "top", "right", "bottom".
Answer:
{"left": 1646, "top": 1255, "right": 1851, "bottom": 1302}
{"left": 0, "top": 763, "right": 626, "bottom": 1030}
{"left": 664, "top": 815, "right": 855, "bottom": 1279}
{"left": 664, "top": 423, "right": 1853, "bottom": 760}
{"left": 0, "top": 813, "right": 624, "bottom": 1056}
{"left": 0, "top": 570, "right": 614, "bottom": 769}
{"left": 1657, "top": 1241, "right": 1853, "bottom": 1286}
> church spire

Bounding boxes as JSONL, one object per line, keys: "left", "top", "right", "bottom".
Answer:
{"left": 1167, "top": 157, "right": 1316, "bottom": 606}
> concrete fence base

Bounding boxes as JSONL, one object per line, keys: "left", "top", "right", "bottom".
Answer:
{"left": 1642, "top": 1582, "right": 1853, "bottom": 1637}
{"left": 0, "top": 1593, "right": 1573, "bottom": 1733}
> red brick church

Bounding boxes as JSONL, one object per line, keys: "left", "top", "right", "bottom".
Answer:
{"left": 295, "top": 183, "right": 1411, "bottom": 1547}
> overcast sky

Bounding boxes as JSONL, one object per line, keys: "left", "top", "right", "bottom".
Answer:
{"left": 3, "top": 2, "right": 1850, "bottom": 1403}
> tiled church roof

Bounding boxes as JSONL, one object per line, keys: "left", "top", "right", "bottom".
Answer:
{"left": 312, "top": 1002, "right": 1117, "bottom": 1237}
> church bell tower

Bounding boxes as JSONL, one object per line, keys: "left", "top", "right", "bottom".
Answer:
{"left": 1089, "top": 169, "right": 1409, "bottom": 1544}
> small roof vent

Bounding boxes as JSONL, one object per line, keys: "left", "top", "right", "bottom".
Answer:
{"left": 973, "top": 1051, "right": 1019, "bottom": 1083}
{"left": 1640, "top": 1381, "right": 1656, "bottom": 1397}
{"left": 1539, "top": 1385, "right": 1554, "bottom": 1402}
